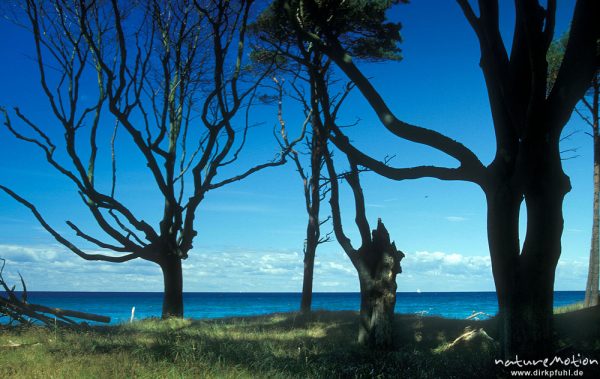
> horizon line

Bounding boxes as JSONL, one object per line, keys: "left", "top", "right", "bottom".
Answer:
{"left": 7, "top": 290, "right": 585, "bottom": 294}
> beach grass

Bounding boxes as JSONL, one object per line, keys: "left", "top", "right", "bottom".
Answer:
{"left": 1, "top": 309, "right": 599, "bottom": 378}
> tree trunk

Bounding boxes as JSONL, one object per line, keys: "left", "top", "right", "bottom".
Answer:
{"left": 497, "top": 262, "right": 556, "bottom": 359}
{"left": 356, "top": 220, "right": 403, "bottom": 349}
{"left": 300, "top": 130, "right": 323, "bottom": 314}
{"left": 486, "top": 138, "right": 569, "bottom": 359}
{"left": 485, "top": 176, "right": 522, "bottom": 358}
{"left": 159, "top": 256, "right": 184, "bottom": 318}
{"left": 300, "top": 226, "right": 317, "bottom": 313}
{"left": 357, "top": 271, "right": 397, "bottom": 349}
{"left": 585, "top": 121, "right": 600, "bottom": 307}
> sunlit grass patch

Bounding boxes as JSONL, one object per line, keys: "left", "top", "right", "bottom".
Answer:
{"left": 554, "top": 301, "right": 585, "bottom": 314}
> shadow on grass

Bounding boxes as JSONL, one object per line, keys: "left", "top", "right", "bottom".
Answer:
{"left": 12, "top": 307, "right": 598, "bottom": 378}
{"left": 73, "top": 311, "right": 499, "bottom": 378}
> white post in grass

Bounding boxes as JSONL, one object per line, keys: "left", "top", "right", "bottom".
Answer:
{"left": 130, "top": 306, "right": 135, "bottom": 323}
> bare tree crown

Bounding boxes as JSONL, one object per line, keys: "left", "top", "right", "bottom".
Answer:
{"left": 1, "top": 0, "right": 298, "bottom": 264}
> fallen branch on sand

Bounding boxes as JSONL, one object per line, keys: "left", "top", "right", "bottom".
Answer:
{"left": 0, "top": 258, "right": 110, "bottom": 326}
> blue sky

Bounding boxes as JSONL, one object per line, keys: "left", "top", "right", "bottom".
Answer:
{"left": 0, "top": 1, "right": 592, "bottom": 292}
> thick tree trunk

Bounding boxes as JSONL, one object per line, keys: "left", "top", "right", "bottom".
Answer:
{"left": 356, "top": 220, "right": 403, "bottom": 349}
{"left": 585, "top": 131, "right": 600, "bottom": 307}
{"left": 159, "top": 256, "right": 184, "bottom": 318}
{"left": 357, "top": 272, "right": 397, "bottom": 349}
{"left": 497, "top": 262, "right": 556, "bottom": 359}
{"left": 486, "top": 139, "right": 569, "bottom": 359}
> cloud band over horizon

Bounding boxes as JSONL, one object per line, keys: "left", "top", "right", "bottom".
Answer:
{"left": 0, "top": 244, "right": 587, "bottom": 293}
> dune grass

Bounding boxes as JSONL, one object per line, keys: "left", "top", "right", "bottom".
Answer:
{"left": 1, "top": 309, "right": 599, "bottom": 378}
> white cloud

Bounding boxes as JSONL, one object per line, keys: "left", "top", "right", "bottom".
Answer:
{"left": 399, "top": 251, "right": 493, "bottom": 291}
{"left": 259, "top": 265, "right": 289, "bottom": 274}
{"left": 0, "top": 244, "right": 589, "bottom": 292}
{"left": 0, "top": 244, "right": 59, "bottom": 262}
{"left": 326, "top": 261, "right": 354, "bottom": 274}
{"left": 555, "top": 259, "right": 587, "bottom": 289}
{"left": 406, "top": 251, "right": 491, "bottom": 274}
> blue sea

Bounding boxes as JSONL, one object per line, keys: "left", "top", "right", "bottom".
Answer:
{"left": 10, "top": 291, "right": 585, "bottom": 325}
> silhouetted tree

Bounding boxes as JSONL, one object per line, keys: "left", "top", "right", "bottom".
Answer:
{"left": 273, "top": 75, "right": 334, "bottom": 313}
{"left": 250, "top": 24, "right": 329, "bottom": 313}
{"left": 274, "top": 0, "right": 599, "bottom": 357}
{"left": 309, "top": 55, "right": 404, "bottom": 349}
{"left": 324, "top": 152, "right": 404, "bottom": 349}
{"left": 0, "top": 0, "right": 295, "bottom": 318}
{"left": 548, "top": 32, "right": 600, "bottom": 308}
{"left": 254, "top": 0, "right": 404, "bottom": 329}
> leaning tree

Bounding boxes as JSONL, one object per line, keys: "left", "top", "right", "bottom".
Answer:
{"left": 0, "top": 0, "right": 294, "bottom": 318}
{"left": 274, "top": 0, "right": 599, "bottom": 357}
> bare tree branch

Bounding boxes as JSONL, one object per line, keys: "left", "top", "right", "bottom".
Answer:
{"left": 0, "top": 186, "right": 142, "bottom": 263}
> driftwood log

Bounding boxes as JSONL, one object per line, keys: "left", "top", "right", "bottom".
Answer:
{"left": 0, "top": 259, "right": 110, "bottom": 326}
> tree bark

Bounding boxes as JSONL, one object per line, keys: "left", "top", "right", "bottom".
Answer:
{"left": 300, "top": 220, "right": 318, "bottom": 313}
{"left": 585, "top": 147, "right": 600, "bottom": 307}
{"left": 585, "top": 86, "right": 600, "bottom": 308}
{"left": 299, "top": 141, "right": 322, "bottom": 314}
{"left": 357, "top": 271, "right": 397, "bottom": 349}
{"left": 299, "top": 81, "right": 325, "bottom": 314}
{"left": 486, "top": 137, "right": 570, "bottom": 359}
{"left": 356, "top": 220, "right": 404, "bottom": 349}
{"left": 485, "top": 174, "right": 522, "bottom": 358}
{"left": 496, "top": 272, "right": 555, "bottom": 359}
{"left": 159, "top": 256, "right": 184, "bottom": 318}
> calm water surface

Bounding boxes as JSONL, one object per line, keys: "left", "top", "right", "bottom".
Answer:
{"left": 11, "top": 291, "right": 584, "bottom": 324}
